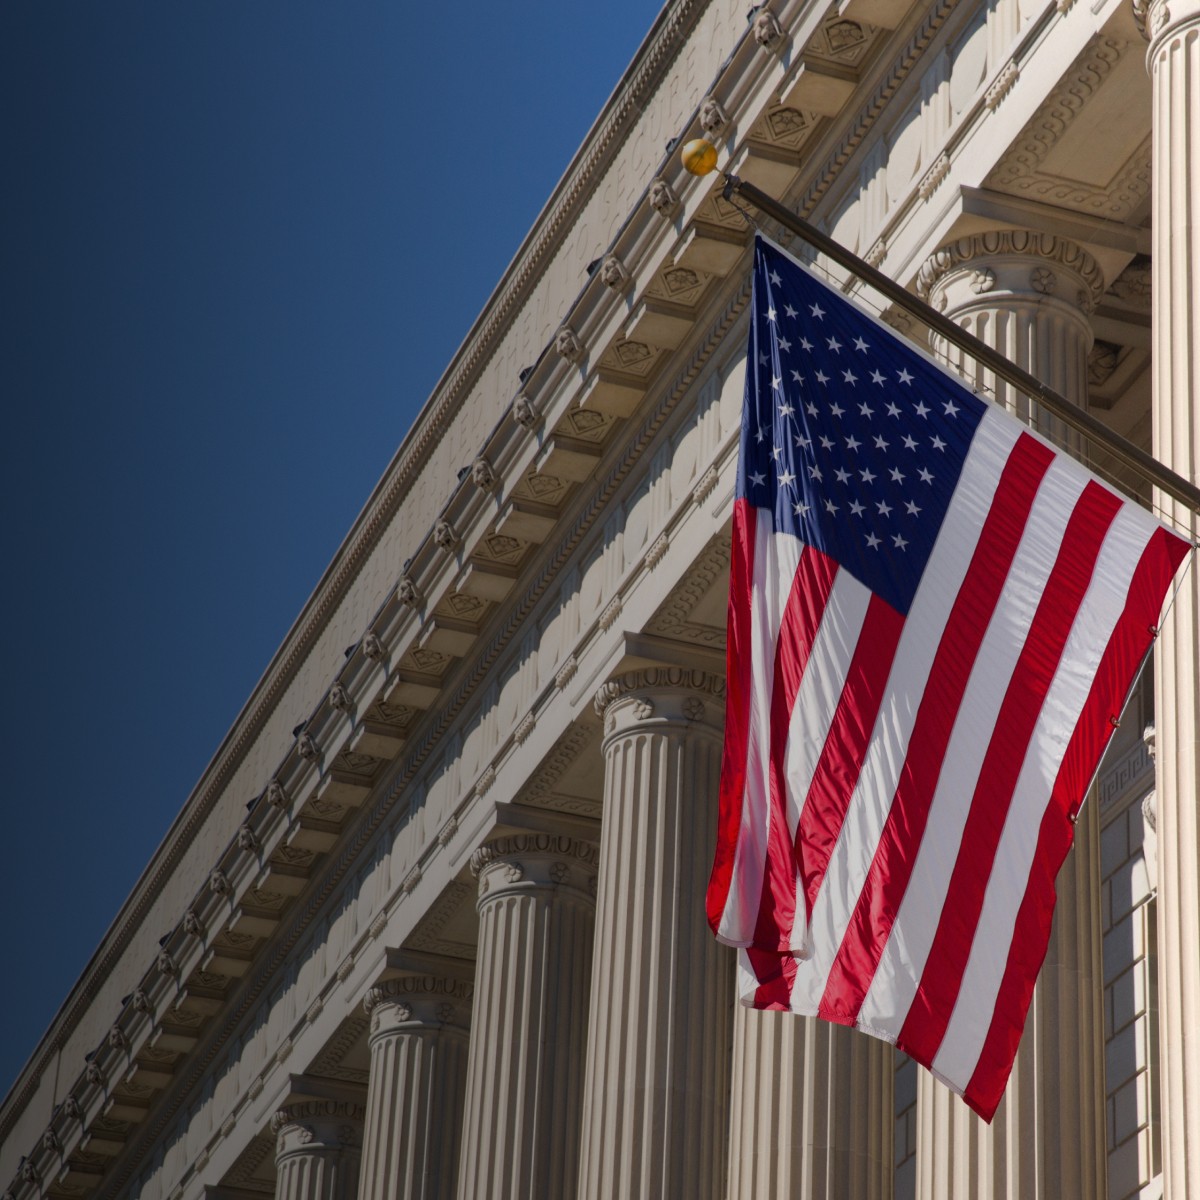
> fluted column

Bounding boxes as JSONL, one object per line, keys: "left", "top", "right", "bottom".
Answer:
{"left": 273, "top": 1101, "right": 365, "bottom": 1200}
{"left": 727, "top": 1006, "right": 892, "bottom": 1199}
{"left": 455, "top": 834, "right": 598, "bottom": 1200}
{"left": 356, "top": 976, "right": 471, "bottom": 1200}
{"left": 577, "top": 668, "right": 733, "bottom": 1200}
{"left": 1142, "top": 2, "right": 1200, "bottom": 1196}
{"left": 914, "top": 232, "right": 1107, "bottom": 1198}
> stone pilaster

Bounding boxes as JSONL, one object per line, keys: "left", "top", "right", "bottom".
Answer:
{"left": 356, "top": 976, "right": 471, "bottom": 1200}
{"left": 1142, "top": 3, "right": 1200, "bottom": 1197}
{"left": 577, "top": 669, "right": 733, "bottom": 1200}
{"left": 913, "top": 232, "right": 1107, "bottom": 1198}
{"left": 272, "top": 1101, "right": 365, "bottom": 1200}
{"left": 455, "top": 834, "right": 598, "bottom": 1200}
{"left": 727, "top": 1006, "right": 892, "bottom": 1199}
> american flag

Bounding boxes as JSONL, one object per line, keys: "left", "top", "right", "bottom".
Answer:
{"left": 706, "top": 236, "right": 1190, "bottom": 1120}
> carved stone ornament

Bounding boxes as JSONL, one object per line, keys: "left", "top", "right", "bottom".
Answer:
{"left": 397, "top": 575, "right": 423, "bottom": 607}
{"left": 1142, "top": 791, "right": 1157, "bottom": 833}
{"left": 85, "top": 1062, "right": 104, "bottom": 1087}
{"left": 297, "top": 732, "right": 319, "bottom": 761}
{"left": 699, "top": 96, "right": 729, "bottom": 136}
{"left": 209, "top": 869, "right": 231, "bottom": 896}
{"left": 512, "top": 394, "right": 538, "bottom": 429}
{"left": 266, "top": 779, "right": 289, "bottom": 808}
{"left": 593, "top": 668, "right": 727, "bottom": 720}
{"left": 329, "top": 683, "right": 350, "bottom": 712}
{"left": 132, "top": 989, "right": 151, "bottom": 1014}
{"left": 599, "top": 254, "right": 631, "bottom": 291}
{"left": 42, "top": 1129, "right": 61, "bottom": 1155}
{"left": 108, "top": 1026, "right": 129, "bottom": 1053}
{"left": 555, "top": 326, "right": 585, "bottom": 363}
{"left": 470, "top": 834, "right": 599, "bottom": 878}
{"left": 684, "top": 697, "right": 706, "bottom": 721}
{"left": 182, "top": 909, "right": 204, "bottom": 937}
{"left": 362, "top": 632, "right": 384, "bottom": 661}
{"left": 649, "top": 177, "right": 679, "bottom": 216}
{"left": 157, "top": 949, "right": 179, "bottom": 977}
{"left": 753, "top": 8, "right": 784, "bottom": 46}
{"left": 19, "top": 1163, "right": 39, "bottom": 1186}
{"left": 1030, "top": 265, "right": 1056, "bottom": 294}
{"left": 237, "top": 825, "right": 261, "bottom": 854}
{"left": 471, "top": 456, "right": 497, "bottom": 491}
{"left": 61, "top": 1097, "right": 82, "bottom": 1120}
{"left": 433, "top": 519, "right": 459, "bottom": 551}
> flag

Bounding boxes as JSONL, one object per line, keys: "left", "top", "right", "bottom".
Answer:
{"left": 706, "top": 235, "right": 1190, "bottom": 1120}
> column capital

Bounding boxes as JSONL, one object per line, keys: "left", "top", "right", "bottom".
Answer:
{"left": 271, "top": 1100, "right": 365, "bottom": 1153}
{"left": 916, "top": 229, "right": 1105, "bottom": 315}
{"left": 592, "top": 668, "right": 725, "bottom": 738}
{"left": 470, "top": 833, "right": 599, "bottom": 905}
{"left": 1135, "top": 0, "right": 1200, "bottom": 46}
{"left": 363, "top": 975, "right": 472, "bottom": 1036}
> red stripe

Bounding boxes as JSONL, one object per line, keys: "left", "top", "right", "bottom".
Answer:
{"left": 899, "top": 481, "right": 1121, "bottom": 1067}
{"left": 753, "top": 547, "right": 839, "bottom": 950}
{"left": 964, "top": 524, "right": 1190, "bottom": 1120}
{"left": 707, "top": 499, "right": 759, "bottom": 933}
{"left": 818, "top": 432, "right": 1055, "bottom": 1025}
{"left": 747, "top": 946, "right": 800, "bottom": 1011}
{"left": 796, "top": 594, "right": 904, "bottom": 923}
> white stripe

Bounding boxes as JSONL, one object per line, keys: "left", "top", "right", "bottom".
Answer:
{"left": 785, "top": 409, "right": 1022, "bottom": 1014}
{"left": 933, "top": 499, "right": 1158, "bottom": 1085}
{"left": 784, "top": 569, "right": 873, "bottom": 954}
{"left": 716, "top": 522, "right": 803, "bottom": 945}
{"left": 857, "top": 452, "right": 1088, "bottom": 1037}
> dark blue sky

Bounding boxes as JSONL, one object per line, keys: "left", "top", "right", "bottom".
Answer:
{"left": 0, "top": 1, "right": 656, "bottom": 1095}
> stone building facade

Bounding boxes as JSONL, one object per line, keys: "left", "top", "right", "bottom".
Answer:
{"left": 3, "top": 0, "right": 1197, "bottom": 1197}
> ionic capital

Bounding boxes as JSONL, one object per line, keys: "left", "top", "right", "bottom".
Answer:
{"left": 916, "top": 229, "right": 1105, "bottom": 315}
{"left": 271, "top": 1100, "right": 366, "bottom": 1157}
{"left": 593, "top": 668, "right": 726, "bottom": 739}
{"left": 470, "top": 834, "right": 599, "bottom": 904}
{"left": 1134, "top": 0, "right": 1200, "bottom": 45}
{"left": 362, "top": 974, "right": 472, "bottom": 1037}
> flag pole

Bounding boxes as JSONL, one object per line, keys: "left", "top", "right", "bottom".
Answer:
{"left": 675, "top": 140, "right": 1200, "bottom": 516}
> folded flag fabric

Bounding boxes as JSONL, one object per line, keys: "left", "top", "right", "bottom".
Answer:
{"left": 706, "top": 235, "right": 1191, "bottom": 1120}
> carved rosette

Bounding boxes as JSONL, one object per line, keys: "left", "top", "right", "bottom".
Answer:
{"left": 1138, "top": 0, "right": 1200, "bottom": 44}
{"left": 470, "top": 834, "right": 599, "bottom": 906}
{"left": 593, "top": 668, "right": 726, "bottom": 742}
{"left": 916, "top": 229, "right": 1105, "bottom": 316}
{"left": 363, "top": 975, "right": 473, "bottom": 1038}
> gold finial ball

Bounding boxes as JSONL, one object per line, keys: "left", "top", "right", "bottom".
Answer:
{"left": 681, "top": 138, "right": 718, "bottom": 176}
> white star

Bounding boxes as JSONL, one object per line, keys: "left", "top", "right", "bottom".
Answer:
{"left": 771, "top": 445, "right": 783, "bottom": 461}
{"left": 791, "top": 369, "right": 803, "bottom": 383}
{"left": 944, "top": 399, "right": 960, "bottom": 417}
{"left": 815, "top": 370, "right": 830, "bottom": 385}
{"left": 806, "top": 401, "right": 819, "bottom": 417}
{"left": 892, "top": 532, "right": 909, "bottom": 550}
{"left": 854, "top": 336, "right": 870, "bottom": 353}
{"left": 874, "top": 435, "right": 889, "bottom": 451}
{"left": 800, "top": 337, "right": 813, "bottom": 351}
{"left": 794, "top": 433, "right": 812, "bottom": 449}
{"left": 918, "top": 467, "right": 934, "bottom": 484}
{"left": 779, "top": 470, "right": 796, "bottom": 487}
{"left": 897, "top": 368, "right": 914, "bottom": 385}
{"left": 902, "top": 435, "right": 918, "bottom": 451}
{"left": 772, "top": 376, "right": 783, "bottom": 391}
{"left": 779, "top": 402, "right": 794, "bottom": 417}
{"left": 914, "top": 401, "right": 930, "bottom": 418}
{"left": 758, "top": 351, "right": 769, "bottom": 366}
{"left": 931, "top": 435, "right": 947, "bottom": 451}
{"left": 778, "top": 337, "right": 792, "bottom": 353}
{"left": 749, "top": 471, "right": 766, "bottom": 487}
{"left": 824, "top": 498, "right": 839, "bottom": 515}
{"left": 819, "top": 435, "right": 835, "bottom": 451}
{"left": 886, "top": 402, "right": 901, "bottom": 418}
{"left": 836, "top": 467, "right": 852, "bottom": 484}
{"left": 905, "top": 500, "right": 921, "bottom": 516}
{"left": 766, "top": 306, "right": 777, "bottom": 323}
{"left": 871, "top": 370, "right": 887, "bottom": 386}
{"left": 845, "top": 435, "right": 861, "bottom": 452}
{"left": 829, "top": 402, "right": 845, "bottom": 418}
{"left": 877, "top": 499, "right": 893, "bottom": 517}
{"left": 889, "top": 467, "right": 905, "bottom": 484}
{"left": 827, "top": 336, "right": 842, "bottom": 353}
{"left": 794, "top": 501, "right": 810, "bottom": 517}
{"left": 810, "top": 303, "right": 825, "bottom": 319}
{"left": 866, "top": 532, "right": 881, "bottom": 549}
{"left": 769, "top": 269, "right": 782, "bottom": 286}
{"left": 785, "top": 304, "right": 798, "bottom": 320}
{"left": 809, "top": 464, "right": 824, "bottom": 481}
{"left": 849, "top": 499, "right": 865, "bottom": 516}
{"left": 859, "top": 402, "right": 874, "bottom": 418}
{"left": 755, "top": 425, "right": 766, "bottom": 443}
{"left": 860, "top": 467, "right": 877, "bottom": 484}
{"left": 842, "top": 369, "right": 858, "bottom": 385}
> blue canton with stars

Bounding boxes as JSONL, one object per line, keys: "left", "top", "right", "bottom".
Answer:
{"left": 740, "top": 238, "right": 988, "bottom": 617}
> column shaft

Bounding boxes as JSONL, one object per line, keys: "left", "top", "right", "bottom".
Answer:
{"left": 357, "top": 977, "right": 471, "bottom": 1200}
{"left": 578, "top": 670, "right": 733, "bottom": 1200}
{"left": 456, "top": 835, "right": 597, "bottom": 1200}
{"left": 914, "top": 231, "right": 1107, "bottom": 1198}
{"left": 1146, "top": 4, "right": 1200, "bottom": 1196}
